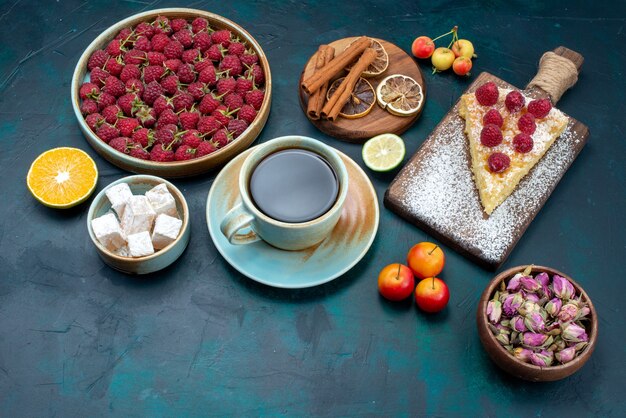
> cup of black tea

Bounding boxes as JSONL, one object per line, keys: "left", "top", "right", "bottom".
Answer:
{"left": 220, "top": 136, "right": 349, "bottom": 250}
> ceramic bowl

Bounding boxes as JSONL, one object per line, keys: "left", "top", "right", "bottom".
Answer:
{"left": 87, "top": 175, "right": 190, "bottom": 274}
{"left": 477, "top": 265, "right": 597, "bottom": 382}
{"left": 71, "top": 8, "right": 272, "bottom": 178}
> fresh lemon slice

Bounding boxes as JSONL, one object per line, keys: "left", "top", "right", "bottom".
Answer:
{"left": 362, "top": 133, "right": 405, "bottom": 172}
{"left": 376, "top": 74, "right": 423, "bottom": 117}
{"left": 27, "top": 147, "right": 98, "bottom": 208}
{"left": 345, "top": 39, "right": 389, "bottom": 77}
{"left": 327, "top": 77, "right": 375, "bottom": 119}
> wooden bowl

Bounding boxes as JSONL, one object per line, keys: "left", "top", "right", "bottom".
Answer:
{"left": 71, "top": 8, "right": 272, "bottom": 178}
{"left": 87, "top": 175, "right": 190, "bottom": 274}
{"left": 477, "top": 265, "right": 598, "bottom": 382}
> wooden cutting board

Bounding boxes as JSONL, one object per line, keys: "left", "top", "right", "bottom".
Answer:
{"left": 298, "top": 37, "right": 426, "bottom": 143}
{"left": 384, "top": 47, "right": 589, "bottom": 270}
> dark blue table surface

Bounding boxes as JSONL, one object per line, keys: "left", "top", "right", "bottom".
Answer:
{"left": 1, "top": 0, "right": 625, "bottom": 416}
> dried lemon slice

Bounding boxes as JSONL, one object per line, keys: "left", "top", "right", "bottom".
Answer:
{"left": 327, "top": 76, "right": 375, "bottom": 119}
{"left": 345, "top": 39, "right": 389, "bottom": 77}
{"left": 376, "top": 74, "right": 423, "bottom": 117}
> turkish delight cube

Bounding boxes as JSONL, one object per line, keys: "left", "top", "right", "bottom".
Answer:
{"left": 121, "top": 195, "right": 156, "bottom": 235}
{"left": 105, "top": 183, "right": 133, "bottom": 217}
{"left": 145, "top": 183, "right": 178, "bottom": 218}
{"left": 151, "top": 214, "right": 183, "bottom": 249}
{"left": 127, "top": 231, "right": 155, "bottom": 257}
{"left": 91, "top": 213, "right": 126, "bottom": 251}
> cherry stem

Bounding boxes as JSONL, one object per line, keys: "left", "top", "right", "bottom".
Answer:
{"left": 432, "top": 277, "right": 435, "bottom": 290}
{"left": 447, "top": 26, "right": 460, "bottom": 49}
{"left": 428, "top": 244, "right": 439, "bottom": 255}
{"left": 395, "top": 263, "right": 401, "bottom": 281}
{"left": 431, "top": 26, "right": 458, "bottom": 43}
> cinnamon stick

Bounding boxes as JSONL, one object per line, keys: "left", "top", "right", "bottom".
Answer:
{"left": 321, "top": 47, "right": 377, "bottom": 121}
{"left": 301, "top": 36, "right": 371, "bottom": 95}
{"left": 306, "top": 45, "right": 335, "bottom": 120}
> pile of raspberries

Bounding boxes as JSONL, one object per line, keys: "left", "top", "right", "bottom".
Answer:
{"left": 78, "top": 15, "right": 266, "bottom": 162}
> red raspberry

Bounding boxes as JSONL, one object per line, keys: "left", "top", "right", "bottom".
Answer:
{"left": 90, "top": 68, "right": 110, "bottom": 87}
{"left": 150, "top": 143, "right": 175, "bottom": 162}
{"left": 104, "top": 58, "right": 123, "bottom": 77}
{"left": 211, "top": 29, "right": 231, "bottom": 47}
{"left": 236, "top": 77, "right": 254, "bottom": 94}
{"left": 160, "top": 75, "right": 180, "bottom": 95}
{"left": 153, "top": 95, "right": 173, "bottom": 115}
{"left": 527, "top": 98, "right": 552, "bottom": 118}
{"left": 518, "top": 113, "right": 536, "bottom": 135}
{"left": 117, "top": 93, "right": 140, "bottom": 116}
{"left": 176, "top": 63, "right": 196, "bottom": 84}
{"left": 120, "top": 64, "right": 141, "bottom": 83}
{"left": 238, "top": 104, "right": 257, "bottom": 124}
{"left": 115, "top": 27, "right": 133, "bottom": 41}
{"left": 132, "top": 128, "right": 153, "bottom": 148}
{"left": 193, "top": 32, "right": 213, "bottom": 52}
{"left": 179, "top": 111, "right": 200, "bottom": 130}
{"left": 194, "top": 58, "right": 213, "bottom": 73}
{"left": 106, "top": 39, "right": 124, "bottom": 57}
{"left": 157, "top": 109, "right": 179, "bottom": 126}
{"left": 151, "top": 33, "right": 170, "bottom": 52}
{"left": 216, "top": 77, "right": 237, "bottom": 95}
{"left": 135, "top": 22, "right": 154, "bottom": 39}
{"left": 224, "top": 93, "right": 243, "bottom": 110}
{"left": 212, "top": 105, "right": 232, "bottom": 126}
{"left": 154, "top": 124, "right": 177, "bottom": 145}
{"left": 213, "top": 128, "right": 232, "bottom": 147}
{"left": 482, "top": 108, "right": 503, "bottom": 127}
{"left": 245, "top": 64, "right": 265, "bottom": 85}
{"left": 109, "top": 137, "right": 133, "bottom": 154}
{"left": 164, "top": 40, "right": 184, "bottom": 59}
{"left": 187, "top": 82, "right": 207, "bottom": 101}
{"left": 198, "top": 66, "right": 217, "bottom": 85}
{"left": 173, "top": 91, "right": 195, "bottom": 111}
{"left": 153, "top": 16, "right": 172, "bottom": 35}
{"left": 488, "top": 152, "right": 511, "bottom": 173}
{"left": 124, "top": 49, "right": 146, "bottom": 65}
{"left": 147, "top": 51, "right": 166, "bottom": 65}
{"left": 196, "top": 140, "right": 217, "bottom": 157}
{"left": 96, "top": 92, "right": 116, "bottom": 110}
{"left": 505, "top": 90, "right": 525, "bottom": 113}
{"left": 134, "top": 36, "right": 152, "bottom": 52}
{"left": 240, "top": 52, "right": 258, "bottom": 66}
{"left": 219, "top": 54, "right": 243, "bottom": 76}
{"left": 79, "top": 82, "right": 100, "bottom": 100}
{"left": 181, "top": 130, "right": 203, "bottom": 148}
{"left": 513, "top": 133, "right": 534, "bottom": 153}
{"left": 173, "top": 29, "right": 194, "bottom": 48}
{"left": 96, "top": 124, "right": 119, "bottom": 143}
{"left": 80, "top": 99, "right": 99, "bottom": 115}
{"left": 171, "top": 18, "right": 188, "bottom": 33}
{"left": 125, "top": 78, "right": 144, "bottom": 97}
{"left": 175, "top": 145, "right": 197, "bottom": 161}
{"left": 164, "top": 59, "right": 182, "bottom": 73}
{"left": 118, "top": 118, "right": 140, "bottom": 137}
{"left": 228, "top": 42, "right": 246, "bottom": 56}
{"left": 191, "top": 18, "right": 209, "bottom": 34}
{"left": 88, "top": 49, "right": 109, "bottom": 70}
{"left": 244, "top": 89, "right": 264, "bottom": 110}
{"left": 85, "top": 113, "right": 105, "bottom": 131}
{"left": 135, "top": 105, "right": 157, "bottom": 128}
{"left": 228, "top": 119, "right": 248, "bottom": 137}
{"left": 143, "top": 65, "right": 165, "bottom": 83}
{"left": 130, "top": 144, "right": 150, "bottom": 160}
{"left": 475, "top": 81, "right": 499, "bottom": 106}
{"left": 205, "top": 44, "right": 224, "bottom": 62}
{"left": 197, "top": 115, "right": 221, "bottom": 135}
{"left": 182, "top": 48, "right": 201, "bottom": 64}
{"left": 480, "top": 124, "right": 503, "bottom": 147}
{"left": 143, "top": 81, "right": 164, "bottom": 105}
{"left": 199, "top": 94, "right": 220, "bottom": 114}
{"left": 102, "top": 104, "right": 122, "bottom": 124}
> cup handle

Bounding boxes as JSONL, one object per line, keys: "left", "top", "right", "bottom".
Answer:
{"left": 220, "top": 203, "right": 261, "bottom": 245}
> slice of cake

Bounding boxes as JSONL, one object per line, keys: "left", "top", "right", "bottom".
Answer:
{"left": 459, "top": 81, "right": 568, "bottom": 215}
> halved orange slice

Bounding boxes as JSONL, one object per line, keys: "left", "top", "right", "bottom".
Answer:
{"left": 27, "top": 147, "right": 98, "bottom": 208}
{"left": 345, "top": 39, "right": 389, "bottom": 77}
{"left": 327, "top": 76, "right": 375, "bottom": 119}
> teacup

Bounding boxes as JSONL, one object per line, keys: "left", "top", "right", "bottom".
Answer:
{"left": 220, "top": 136, "right": 349, "bottom": 250}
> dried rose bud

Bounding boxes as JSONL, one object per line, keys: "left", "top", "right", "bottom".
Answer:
{"left": 524, "top": 292, "right": 541, "bottom": 303}
{"left": 553, "top": 274, "right": 575, "bottom": 300}
{"left": 522, "top": 332, "right": 549, "bottom": 347}
{"left": 487, "top": 300, "right": 502, "bottom": 324}
{"left": 579, "top": 306, "right": 591, "bottom": 319}
{"left": 507, "top": 273, "right": 523, "bottom": 291}
{"left": 554, "top": 338, "right": 566, "bottom": 351}
{"left": 496, "top": 332, "right": 510, "bottom": 345}
{"left": 530, "top": 349, "right": 554, "bottom": 367}
{"left": 574, "top": 342, "right": 588, "bottom": 352}
{"left": 545, "top": 298, "right": 562, "bottom": 317}
{"left": 520, "top": 276, "right": 541, "bottom": 292}
{"left": 510, "top": 315, "right": 527, "bottom": 332}
{"left": 558, "top": 303, "right": 579, "bottom": 322}
{"left": 555, "top": 346, "right": 576, "bottom": 364}
{"left": 524, "top": 312, "right": 546, "bottom": 333}
{"left": 535, "top": 272, "right": 549, "bottom": 287}
{"left": 513, "top": 347, "right": 533, "bottom": 363}
{"left": 503, "top": 292, "right": 524, "bottom": 316}
{"left": 562, "top": 323, "right": 588, "bottom": 342}
{"left": 519, "top": 301, "right": 541, "bottom": 316}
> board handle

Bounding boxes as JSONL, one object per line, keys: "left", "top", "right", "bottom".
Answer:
{"left": 526, "top": 46, "right": 584, "bottom": 104}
